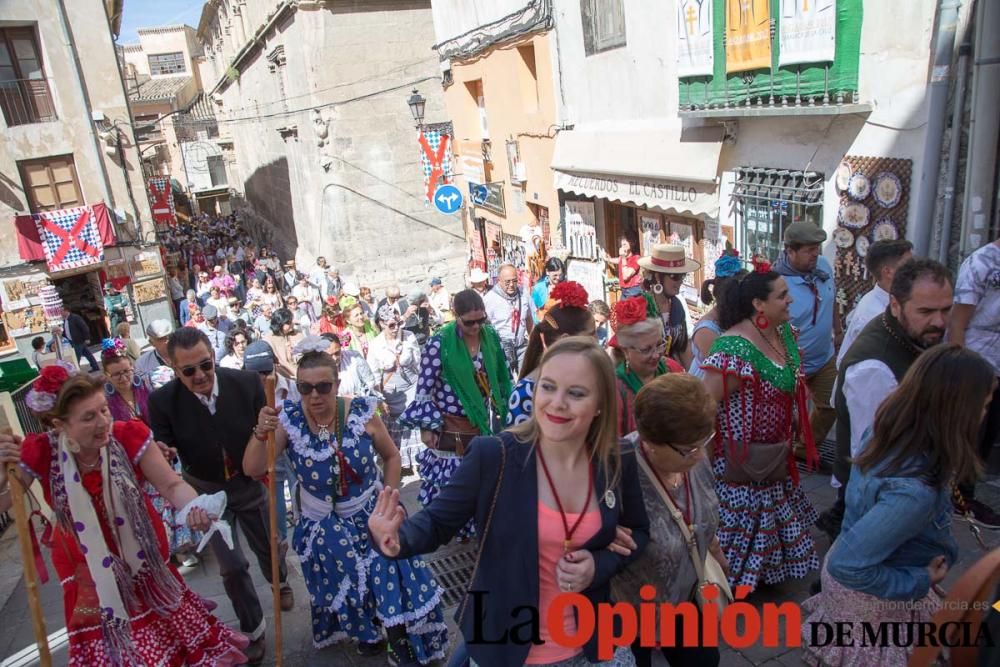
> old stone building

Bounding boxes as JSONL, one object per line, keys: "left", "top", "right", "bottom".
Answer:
{"left": 196, "top": 0, "right": 466, "bottom": 290}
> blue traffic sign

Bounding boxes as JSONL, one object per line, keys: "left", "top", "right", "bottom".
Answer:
{"left": 470, "top": 184, "right": 490, "bottom": 206}
{"left": 433, "top": 184, "right": 464, "bottom": 214}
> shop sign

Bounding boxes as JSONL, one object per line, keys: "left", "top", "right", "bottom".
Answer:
{"left": 133, "top": 279, "right": 167, "bottom": 304}
{"left": 556, "top": 171, "right": 716, "bottom": 217}
{"left": 475, "top": 182, "right": 506, "bottom": 217}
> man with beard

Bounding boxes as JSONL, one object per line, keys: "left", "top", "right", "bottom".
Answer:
{"left": 818, "top": 258, "right": 963, "bottom": 539}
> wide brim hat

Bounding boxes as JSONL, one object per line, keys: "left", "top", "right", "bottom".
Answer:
{"left": 468, "top": 268, "right": 490, "bottom": 283}
{"left": 637, "top": 244, "right": 701, "bottom": 274}
{"left": 341, "top": 282, "right": 361, "bottom": 297}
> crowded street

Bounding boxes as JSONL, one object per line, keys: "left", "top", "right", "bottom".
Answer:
{"left": 2, "top": 1, "right": 1000, "bottom": 666}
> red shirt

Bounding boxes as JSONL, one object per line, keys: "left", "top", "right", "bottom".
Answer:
{"left": 619, "top": 253, "right": 642, "bottom": 288}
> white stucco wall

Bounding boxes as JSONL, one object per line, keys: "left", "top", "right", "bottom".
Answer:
{"left": 431, "top": 0, "right": 531, "bottom": 45}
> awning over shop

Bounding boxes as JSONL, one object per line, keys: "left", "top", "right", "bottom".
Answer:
{"left": 551, "top": 122, "right": 724, "bottom": 218}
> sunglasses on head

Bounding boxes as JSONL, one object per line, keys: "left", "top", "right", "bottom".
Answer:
{"left": 179, "top": 359, "right": 214, "bottom": 377}
{"left": 296, "top": 381, "right": 335, "bottom": 396}
{"left": 461, "top": 316, "right": 488, "bottom": 327}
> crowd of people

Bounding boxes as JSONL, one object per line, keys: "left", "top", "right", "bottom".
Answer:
{"left": 0, "top": 210, "right": 997, "bottom": 667}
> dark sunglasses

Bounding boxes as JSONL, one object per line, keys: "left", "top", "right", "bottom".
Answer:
{"left": 461, "top": 316, "right": 488, "bottom": 327}
{"left": 296, "top": 381, "right": 335, "bottom": 396}
{"left": 179, "top": 359, "right": 214, "bottom": 377}
{"left": 385, "top": 322, "right": 399, "bottom": 329}
{"left": 666, "top": 273, "right": 686, "bottom": 281}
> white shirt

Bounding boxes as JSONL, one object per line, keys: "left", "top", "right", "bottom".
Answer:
{"left": 428, "top": 288, "right": 451, "bottom": 319}
{"left": 366, "top": 331, "right": 421, "bottom": 383}
{"left": 954, "top": 242, "right": 1000, "bottom": 374}
{"left": 338, "top": 349, "right": 381, "bottom": 399}
{"left": 837, "top": 284, "right": 890, "bottom": 368}
{"left": 838, "top": 359, "right": 899, "bottom": 486}
{"left": 195, "top": 375, "right": 221, "bottom": 415}
{"left": 483, "top": 287, "right": 531, "bottom": 345}
{"left": 293, "top": 283, "right": 321, "bottom": 312}
{"left": 219, "top": 354, "right": 244, "bottom": 370}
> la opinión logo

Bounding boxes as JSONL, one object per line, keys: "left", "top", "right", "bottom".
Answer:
{"left": 467, "top": 585, "right": 996, "bottom": 659}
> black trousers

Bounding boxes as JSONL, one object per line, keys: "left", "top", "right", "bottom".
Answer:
{"left": 958, "top": 379, "right": 1000, "bottom": 501}
{"left": 184, "top": 473, "right": 288, "bottom": 640}
{"left": 630, "top": 609, "right": 720, "bottom": 667}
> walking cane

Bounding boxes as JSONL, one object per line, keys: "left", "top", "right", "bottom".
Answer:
{"left": 0, "top": 392, "right": 52, "bottom": 667}
{"left": 263, "top": 376, "right": 284, "bottom": 665}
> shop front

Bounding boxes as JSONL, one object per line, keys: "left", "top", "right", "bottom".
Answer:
{"left": 551, "top": 122, "right": 725, "bottom": 306}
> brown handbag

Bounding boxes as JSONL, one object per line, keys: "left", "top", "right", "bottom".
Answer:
{"left": 722, "top": 441, "right": 790, "bottom": 484}
{"left": 435, "top": 414, "right": 480, "bottom": 455}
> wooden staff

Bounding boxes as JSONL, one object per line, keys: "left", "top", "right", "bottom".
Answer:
{"left": 1, "top": 389, "right": 52, "bottom": 666}
{"left": 263, "top": 376, "right": 284, "bottom": 665}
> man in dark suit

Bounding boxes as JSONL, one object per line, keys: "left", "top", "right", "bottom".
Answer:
{"left": 62, "top": 306, "right": 99, "bottom": 371}
{"left": 148, "top": 328, "right": 291, "bottom": 664}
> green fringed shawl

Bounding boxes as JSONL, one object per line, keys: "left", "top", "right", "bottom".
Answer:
{"left": 438, "top": 321, "right": 512, "bottom": 434}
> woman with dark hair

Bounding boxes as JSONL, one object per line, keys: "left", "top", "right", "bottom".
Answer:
{"left": 610, "top": 295, "right": 686, "bottom": 436}
{"left": 638, "top": 244, "right": 701, "bottom": 368}
{"left": 604, "top": 236, "right": 643, "bottom": 298}
{"left": 219, "top": 329, "right": 250, "bottom": 370}
{"left": 400, "top": 289, "right": 512, "bottom": 540}
{"left": 101, "top": 338, "right": 152, "bottom": 424}
{"left": 370, "top": 337, "right": 650, "bottom": 667}
{"left": 802, "top": 345, "right": 996, "bottom": 667}
{"left": 265, "top": 307, "right": 304, "bottom": 379}
{"left": 247, "top": 340, "right": 447, "bottom": 663}
{"left": 690, "top": 250, "right": 746, "bottom": 378}
{"left": 0, "top": 369, "right": 248, "bottom": 665}
{"left": 530, "top": 256, "right": 566, "bottom": 317}
{"left": 701, "top": 258, "right": 820, "bottom": 591}
{"left": 506, "top": 281, "right": 596, "bottom": 426}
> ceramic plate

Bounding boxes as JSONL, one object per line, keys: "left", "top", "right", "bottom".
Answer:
{"left": 873, "top": 172, "right": 902, "bottom": 208}
{"left": 839, "top": 202, "right": 870, "bottom": 229}
{"left": 871, "top": 219, "right": 899, "bottom": 241}
{"left": 835, "top": 162, "right": 852, "bottom": 192}
{"left": 833, "top": 227, "right": 855, "bottom": 248}
{"left": 855, "top": 235, "right": 870, "bottom": 257}
{"left": 848, "top": 173, "right": 871, "bottom": 201}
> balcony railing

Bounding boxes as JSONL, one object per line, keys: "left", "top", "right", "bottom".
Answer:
{"left": 0, "top": 78, "right": 57, "bottom": 126}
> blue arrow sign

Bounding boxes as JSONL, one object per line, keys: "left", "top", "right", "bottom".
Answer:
{"left": 470, "top": 184, "right": 490, "bottom": 206}
{"left": 433, "top": 184, "right": 463, "bottom": 214}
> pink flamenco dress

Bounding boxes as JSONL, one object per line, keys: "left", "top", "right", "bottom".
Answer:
{"left": 19, "top": 419, "right": 248, "bottom": 666}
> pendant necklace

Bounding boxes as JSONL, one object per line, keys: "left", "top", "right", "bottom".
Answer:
{"left": 641, "top": 448, "right": 693, "bottom": 533}
{"left": 537, "top": 445, "right": 594, "bottom": 552}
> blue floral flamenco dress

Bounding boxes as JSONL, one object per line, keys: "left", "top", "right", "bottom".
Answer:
{"left": 279, "top": 395, "right": 448, "bottom": 663}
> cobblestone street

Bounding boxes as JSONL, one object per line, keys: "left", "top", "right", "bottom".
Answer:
{"left": 3, "top": 459, "right": 1000, "bottom": 667}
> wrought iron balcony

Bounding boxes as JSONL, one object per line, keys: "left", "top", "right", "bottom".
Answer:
{"left": 0, "top": 77, "right": 57, "bottom": 126}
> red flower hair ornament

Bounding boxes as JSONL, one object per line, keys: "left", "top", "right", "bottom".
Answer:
{"left": 752, "top": 256, "right": 772, "bottom": 274}
{"left": 25, "top": 361, "right": 77, "bottom": 413}
{"left": 537, "top": 281, "right": 589, "bottom": 329}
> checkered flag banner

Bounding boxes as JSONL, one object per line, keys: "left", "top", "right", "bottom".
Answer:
{"left": 33, "top": 205, "right": 105, "bottom": 273}
{"left": 148, "top": 175, "right": 176, "bottom": 225}
{"left": 418, "top": 128, "right": 453, "bottom": 203}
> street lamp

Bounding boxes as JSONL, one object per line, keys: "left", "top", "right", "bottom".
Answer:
{"left": 407, "top": 88, "right": 426, "bottom": 129}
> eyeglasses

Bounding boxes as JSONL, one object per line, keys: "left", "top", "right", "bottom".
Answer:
{"left": 666, "top": 273, "right": 686, "bottom": 281}
{"left": 665, "top": 431, "right": 716, "bottom": 459}
{"left": 296, "top": 381, "right": 335, "bottom": 396}
{"left": 179, "top": 359, "right": 214, "bottom": 377}
{"left": 385, "top": 322, "right": 399, "bottom": 329}
{"left": 499, "top": 278, "right": 518, "bottom": 285}
{"left": 629, "top": 340, "right": 668, "bottom": 357}
{"left": 108, "top": 368, "right": 133, "bottom": 381}
{"left": 460, "top": 316, "right": 488, "bottom": 327}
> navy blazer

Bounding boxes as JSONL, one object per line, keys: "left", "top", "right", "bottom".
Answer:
{"left": 390, "top": 432, "right": 650, "bottom": 666}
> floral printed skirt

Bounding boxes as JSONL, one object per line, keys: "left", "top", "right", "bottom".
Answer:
{"left": 415, "top": 448, "right": 475, "bottom": 540}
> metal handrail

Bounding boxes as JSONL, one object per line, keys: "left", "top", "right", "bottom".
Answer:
{"left": 0, "top": 77, "right": 57, "bottom": 126}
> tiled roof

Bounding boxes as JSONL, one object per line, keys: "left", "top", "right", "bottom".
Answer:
{"left": 128, "top": 75, "right": 192, "bottom": 102}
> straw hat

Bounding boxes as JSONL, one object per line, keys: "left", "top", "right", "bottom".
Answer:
{"left": 468, "top": 268, "right": 490, "bottom": 284}
{"left": 637, "top": 244, "right": 701, "bottom": 274}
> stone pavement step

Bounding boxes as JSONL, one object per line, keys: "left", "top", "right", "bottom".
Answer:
{"left": 3, "top": 471, "right": 1000, "bottom": 666}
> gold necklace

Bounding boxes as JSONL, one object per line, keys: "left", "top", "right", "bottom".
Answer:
{"left": 77, "top": 454, "right": 102, "bottom": 470}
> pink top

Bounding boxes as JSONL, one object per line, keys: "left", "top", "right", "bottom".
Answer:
{"left": 525, "top": 501, "right": 602, "bottom": 665}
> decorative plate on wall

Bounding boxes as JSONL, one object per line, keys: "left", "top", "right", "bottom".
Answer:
{"left": 871, "top": 219, "right": 899, "bottom": 241}
{"left": 839, "top": 202, "right": 870, "bottom": 229}
{"left": 848, "top": 173, "right": 871, "bottom": 201}
{"left": 835, "top": 162, "right": 852, "bottom": 192}
{"left": 833, "top": 227, "right": 855, "bottom": 248}
{"left": 855, "top": 235, "right": 870, "bottom": 257}
{"left": 873, "top": 172, "right": 902, "bottom": 208}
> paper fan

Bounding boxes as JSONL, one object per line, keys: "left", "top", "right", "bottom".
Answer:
{"left": 835, "top": 162, "right": 852, "bottom": 192}
{"left": 848, "top": 173, "right": 871, "bottom": 201}
{"left": 833, "top": 227, "right": 854, "bottom": 249}
{"left": 871, "top": 219, "right": 899, "bottom": 241}
{"left": 839, "top": 202, "right": 870, "bottom": 229}
{"left": 873, "top": 172, "right": 902, "bottom": 208}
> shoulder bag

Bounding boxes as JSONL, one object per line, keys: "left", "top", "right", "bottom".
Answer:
{"left": 637, "top": 454, "right": 733, "bottom": 611}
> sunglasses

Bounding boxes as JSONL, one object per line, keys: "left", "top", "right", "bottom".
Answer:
{"left": 665, "top": 431, "right": 716, "bottom": 459}
{"left": 179, "top": 359, "right": 214, "bottom": 377}
{"left": 460, "top": 316, "right": 488, "bottom": 327}
{"left": 385, "top": 322, "right": 399, "bottom": 329}
{"left": 666, "top": 273, "right": 686, "bottom": 281}
{"left": 296, "top": 381, "right": 335, "bottom": 396}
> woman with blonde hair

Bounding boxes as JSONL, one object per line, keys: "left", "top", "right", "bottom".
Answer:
{"left": 371, "top": 336, "right": 650, "bottom": 667}
{"left": 114, "top": 322, "right": 142, "bottom": 362}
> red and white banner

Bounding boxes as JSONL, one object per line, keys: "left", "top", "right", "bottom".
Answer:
{"left": 418, "top": 129, "right": 453, "bottom": 204}
{"left": 148, "top": 176, "right": 175, "bottom": 225}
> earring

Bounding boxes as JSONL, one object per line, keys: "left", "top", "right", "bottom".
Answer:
{"left": 104, "top": 382, "right": 115, "bottom": 395}
{"left": 132, "top": 374, "right": 142, "bottom": 388}
{"left": 652, "top": 283, "right": 664, "bottom": 295}
{"left": 754, "top": 312, "right": 770, "bottom": 329}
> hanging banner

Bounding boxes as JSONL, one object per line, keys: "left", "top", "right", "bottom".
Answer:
{"left": 147, "top": 176, "right": 176, "bottom": 225}
{"left": 779, "top": 0, "right": 836, "bottom": 66}
{"left": 677, "top": 0, "right": 715, "bottom": 77}
{"left": 483, "top": 220, "right": 503, "bottom": 281}
{"left": 418, "top": 128, "right": 454, "bottom": 204}
{"left": 468, "top": 224, "right": 486, "bottom": 270}
{"left": 725, "top": 0, "right": 772, "bottom": 73}
{"left": 33, "top": 205, "right": 105, "bottom": 274}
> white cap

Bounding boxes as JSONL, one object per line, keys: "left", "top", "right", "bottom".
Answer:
{"left": 468, "top": 268, "right": 489, "bottom": 284}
